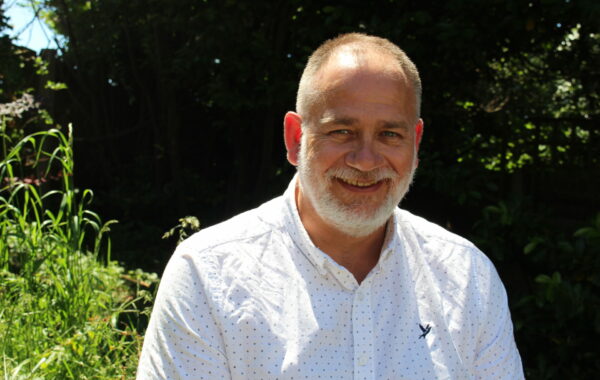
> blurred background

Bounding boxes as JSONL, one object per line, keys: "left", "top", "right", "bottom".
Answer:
{"left": 1, "top": 0, "right": 598, "bottom": 378}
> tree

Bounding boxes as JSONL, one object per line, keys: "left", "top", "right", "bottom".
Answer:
{"left": 15, "top": 2, "right": 599, "bottom": 375}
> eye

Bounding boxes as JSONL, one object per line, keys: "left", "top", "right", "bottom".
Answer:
{"left": 381, "top": 130, "right": 402, "bottom": 138}
{"left": 330, "top": 129, "right": 351, "bottom": 135}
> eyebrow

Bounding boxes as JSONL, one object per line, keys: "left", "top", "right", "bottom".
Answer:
{"left": 319, "top": 116, "right": 357, "bottom": 126}
{"left": 320, "top": 116, "right": 409, "bottom": 131}
{"left": 380, "top": 120, "right": 409, "bottom": 131}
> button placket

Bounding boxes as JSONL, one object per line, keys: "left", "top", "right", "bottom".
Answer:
{"left": 352, "top": 281, "right": 374, "bottom": 379}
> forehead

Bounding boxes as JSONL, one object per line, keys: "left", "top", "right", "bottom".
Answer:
{"left": 310, "top": 48, "right": 415, "bottom": 120}
{"left": 316, "top": 46, "right": 407, "bottom": 87}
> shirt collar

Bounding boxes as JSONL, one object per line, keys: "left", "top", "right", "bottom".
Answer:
{"left": 283, "top": 174, "right": 400, "bottom": 278}
{"left": 283, "top": 174, "right": 328, "bottom": 274}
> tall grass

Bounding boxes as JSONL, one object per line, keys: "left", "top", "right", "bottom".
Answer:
{"left": 0, "top": 124, "right": 157, "bottom": 379}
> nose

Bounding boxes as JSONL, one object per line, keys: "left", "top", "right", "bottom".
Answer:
{"left": 345, "top": 139, "right": 384, "bottom": 172}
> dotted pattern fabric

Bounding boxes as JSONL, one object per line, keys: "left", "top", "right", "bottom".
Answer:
{"left": 137, "top": 177, "right": 524, "bottom": 380}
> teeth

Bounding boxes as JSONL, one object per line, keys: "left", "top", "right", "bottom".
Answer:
{"left": 339, "top": 178, "right": 378, "bottom": 187}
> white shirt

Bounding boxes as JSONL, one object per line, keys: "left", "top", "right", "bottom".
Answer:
{"left": 137, "top": 178, "right": 524, "bottom": 379}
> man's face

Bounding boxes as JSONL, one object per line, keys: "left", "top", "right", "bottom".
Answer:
{"left": 296, "top": 51, "right": 422, "bottom": 237}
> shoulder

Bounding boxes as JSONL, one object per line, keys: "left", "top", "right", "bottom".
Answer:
{"left": 155, "top": 194, "right": 297, "bottom": 325}
{"left": 394, "top": 208, "right": 505, "bottom": 312}
{"left": 396, "top": 208, "right": 478, "bottom": 251}
{"left": 395, "top": 209, "right": 518, "bottom": 366}
{"left": 176, "top": 195, "right": 287, "bottom": 257}
{"left": 161, "top": 195, "right": 292, "bottom": 291}
{"left": 396, "top": 208, "right": 496, "bottom": 279}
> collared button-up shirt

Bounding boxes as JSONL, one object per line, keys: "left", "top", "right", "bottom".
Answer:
{"left": 137, "top": 178, "right": 524, "bottom": 379}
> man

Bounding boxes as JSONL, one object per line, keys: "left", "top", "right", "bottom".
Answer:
{"left": 137, "top": 33, "right": 524, "bottom": 379}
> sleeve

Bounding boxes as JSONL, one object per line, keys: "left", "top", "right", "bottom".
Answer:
{"left": 136, "top": 248, "right": 231, "bottom": 380}
{"left": 472, "top": 258, "right": 524, "bottom": 380}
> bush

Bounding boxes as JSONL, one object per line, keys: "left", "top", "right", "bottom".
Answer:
{"left": 472, "top": 200, "right": 600, "bottom": 379}
{"left": 0, "top": 123, "right": 158, "bottom": 379}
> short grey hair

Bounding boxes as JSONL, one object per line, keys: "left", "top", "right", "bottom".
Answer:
{"left": 296, "top": 33, "right": 422, "bottom": 126}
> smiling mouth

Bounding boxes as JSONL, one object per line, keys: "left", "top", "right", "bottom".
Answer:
{"left": 336, "top": 177, "right": 384, "bottom": 188}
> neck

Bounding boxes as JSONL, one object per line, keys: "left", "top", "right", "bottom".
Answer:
{"left": 296, "top": 186, "right": 388, "bottom": 283}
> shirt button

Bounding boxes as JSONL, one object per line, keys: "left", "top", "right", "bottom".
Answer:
{"left": 356, "top": 291, "right": 365, "bottom": 302}
{"left": 358, "top": 355, "right": 368, "bottom": 366}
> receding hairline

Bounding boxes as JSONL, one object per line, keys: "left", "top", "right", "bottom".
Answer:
{"left": 296, "top": 33, "right": 422, "bottom": 125}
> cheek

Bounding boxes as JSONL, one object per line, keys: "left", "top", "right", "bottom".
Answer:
{"left": 387, "top": 149, "right": 416, "bottom": 172}
{"left": 307, "top": 141, "right": 347, "bottom": 165}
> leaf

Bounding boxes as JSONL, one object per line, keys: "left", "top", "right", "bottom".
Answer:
{"left": 574, "top": 227, "right": 595, "bottom": 238}
{"left": 524, "top": 240, "right": 539, "bottom": 255}
{"left": 161, "top": 227, "right": 177, "bottom": 239}
{"left": 535, "top": 274, "right": 552, "bottom": 284}
{"left": 44, "top": 80, "right": 68, "bottom": 91}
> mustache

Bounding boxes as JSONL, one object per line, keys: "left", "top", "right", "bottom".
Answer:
{"left": 325, "top": 166, "right": 399, "bottom": 182}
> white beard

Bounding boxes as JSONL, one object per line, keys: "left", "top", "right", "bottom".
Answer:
{"left": 297, "top": 138, "right": 416, "bottom": 237}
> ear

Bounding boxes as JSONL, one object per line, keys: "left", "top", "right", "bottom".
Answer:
{"left": 414, "top": 118, "right": 424, "bottom": 153}
{"left": 413, "top": 118, "right": 424, "bottom": 168}
{"left": 284, "top": 111, "right": 303, "bottom": 166}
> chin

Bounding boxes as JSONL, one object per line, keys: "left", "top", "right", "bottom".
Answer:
{"left": 327, "top": 215, "right": 390, "bottom": 238}
{"left": 317, "top": 194, "right": 399, "bottom": 238}
{"left": 297, "top": 150, "right": 416, "bottom": 238}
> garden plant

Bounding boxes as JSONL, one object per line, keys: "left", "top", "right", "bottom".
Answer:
{"left": 0, "top": 118, "right": 157, "bottom": 379}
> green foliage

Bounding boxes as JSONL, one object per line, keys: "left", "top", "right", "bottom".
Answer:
{"left": 22, "top": 0, "right": 597, "bottom": 225}
{"left": 162, "top": 215, "right": 200, "bottom": 244}
{"left": 472, "top": 201, "right": 600, "bottom": 379}
{"left": 0, "top": 123, "right": 158, "bottom": 378}
{"left": 3, "top": 1, "right": 598, "bottom": 378}
{"left": 459, "top": 22, "right": 599, "bottom": 172}
{"left": 517, "top": 215, "right": 600, "bottom": 379}
{"left": 0, "top": 6, "right": 38, "bottom": 102}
